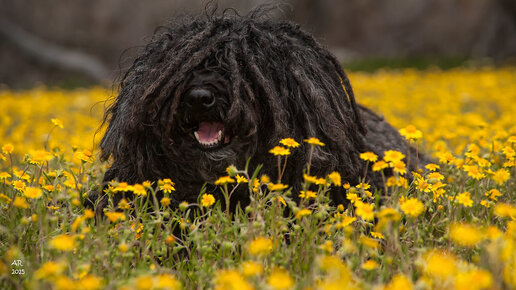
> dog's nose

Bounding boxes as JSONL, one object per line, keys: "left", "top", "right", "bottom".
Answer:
{"left": 185, "top": 88, "right": 216, "bottom": 109}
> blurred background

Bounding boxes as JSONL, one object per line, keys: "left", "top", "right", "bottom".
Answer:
{"left": 1, "top": 0, "right": 515, "bottom": 88}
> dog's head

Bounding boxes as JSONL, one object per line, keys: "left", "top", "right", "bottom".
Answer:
{"left": 100, "top": 12, "right": 367, "bottom": 183}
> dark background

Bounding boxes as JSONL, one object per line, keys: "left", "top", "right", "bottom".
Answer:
{"left": 1, "top": 0, "right": 515, "bottom": 88}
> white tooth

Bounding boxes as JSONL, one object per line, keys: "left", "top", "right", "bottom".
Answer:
{"left": 217, "top": 130, "right": 222, "bottom": 142}
{"left": 194, "top": 131, "right": 200, "bottom": 142}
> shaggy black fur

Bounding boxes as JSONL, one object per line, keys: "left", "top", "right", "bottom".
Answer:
{"left": 88, "top": 10, "right": 429, "bottom": 213}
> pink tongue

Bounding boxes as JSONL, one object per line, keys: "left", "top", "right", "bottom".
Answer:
{"left": 197, "top": 121, "right": 224, "bottom": 142}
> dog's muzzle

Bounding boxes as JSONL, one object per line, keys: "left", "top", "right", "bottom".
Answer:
{"left": 182, "top": 84, "right": 230, "bottom": 149}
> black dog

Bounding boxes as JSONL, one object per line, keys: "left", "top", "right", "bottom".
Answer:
{"left": 89, "top": 11, "right": 428, "bottom": 213}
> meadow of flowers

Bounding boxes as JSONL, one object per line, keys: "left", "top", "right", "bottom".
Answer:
{"left": 0, "top": 67, "right": 515, "bottom": 289}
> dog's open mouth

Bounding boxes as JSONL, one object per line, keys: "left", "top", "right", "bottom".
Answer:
{"left": 193, "top": 121, "right": 230, "bottom": 149}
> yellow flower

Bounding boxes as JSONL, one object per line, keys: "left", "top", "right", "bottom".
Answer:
{"left": 360, "top": 152, "right": 378, "bottom": 162}
{"left": 455, "top": 192, "right": 473, "bottom": 207}
{"left": 105, "top": 211, "right": 125, "bottom": 222}
{"left": 42, "top": 185, "right": 54, "bottom": 192}
{"left": 296, "top": 208, "right": 312, "bottom": 219}
{"left": 346, "top": 193, "right": 361, "bottom": 204}
{"left": 2, "top": 144, "right": 14, "bottom": 154}
{"left": 359, "top": 235, "right": 380, "bottom": 250}
{"left": 34, "top": 261, "right": 65, "bottom": 279}
{"left": 399, "top": 124, "right": 422, "bottom": 140}
{"left": 214, "top": 176, "right": 236, "bottom": 186}
{"left": 480, "top": 200, "right": 491, "bottom": 208}
{"left": 23, "top": 187, "right": 43, "bottom": 199}
{"left": 118, "top": 243, "right": 129, "bottom": 253}
{"left": 370, "top": 231, "right": 385, "bottom": 239}
{"left": 299, "top": 190, "right": 317, "bottom": 199}
{"left": 315, "top": 177, "right": 327, "bottom": 185}
{"left": 303, "top": 174, "right": 318, "bottom": 184}
{"left": 427, "top": 172, "right": 444, "bottom": 181}
{"left": 77, "top": 275, "right": 103, "bottom": 290}
{"left": 393, "top": 161, "right": 406, "bottom": 175}
{"left": 455, "top": 269, "right": 493, "bottom": 290}
{"left": 415, "top": 179, "right": 431, "bottom": 192}
{"left": 280, "top": 138, "right": 300, "bottom": 148}
{"left": 437, "top": 151, "right": 455, "bottom": 164}
{"left": 214, "top": 269, "right": 253, "bottom": 290}
{"left": 269, "top": 146, "right": 291, "bottom": 156}
{"left": 135, "top": 275, "right": 153, "bottom": 290}
{"left": 201, "top": 193, "right": 215, "bottom": 207}
{"left": 336, "top": 215, "right": 356, "bottom": 229}
{"left": 13, "top": 180, "right": 26, "bottom": 192}
{"left": 385, "top": 274, "right": 413, "bottom": 290}
{"left": 383, "top": 150, "right": 405, "bottom": 163}
{"left": 76, "top": 149, "right": 93, "bottom": 163}
{"left": 50, "top": 234, "right": 75, "bottom": 251}
{"left": 425, "top": 163, "right": 440, "bottom": 171}
{"left": 355, "top": 201, "right": 375, "bottom": 221}
{"left": 318, "top": 255, "right": 352, "bottom": 282}
{"left": 157, "top": 183, "right": 175, "bottom": 195}
{"left": 485, "top": 226, "right": 502, "bottom": 240}
{"left": 463, "top": 165, "right": 485, "bottom": 180}
{"left": 0, "top": 171, "right": 11, "bottom": 180}
{"left": 160, "top": 197, "right": 171, "bottom": 207}
{"left": 268, "top": 183, "right": 288, "bottom": 191}
{"left": 503, "top": 146, "right": 515, "bottom": 159}
{"left": 29, "top": 150, "right": 54, "bottom": 164}
{"left": 0, "top": 193, "right": 12, "bottom": 204}
{"left": 153, "top": 274, "right": 181, "bottom": 289}
{"left": 490, "top": 168, "right": 510, "bottom": 185}
{"left": 361, "top": 260, "right": 379, "bottom": 270}
{"left": 486, "top": 189, "right": 502, "bottom": 201}
{"left": 304, "top": 137, "right": 325, "bottom": 146}
{"left": 356, "top": 182, "right": 371, "bottom": 190}
{"left": 235, "top": 174, "right": 248, "bottom": 183}
{"left": 378, "top": 207, "right": 401, "bottom": 221}
{"left": 422, "top": 250, "right": 457, "bottom": 279}
{"left": 241, "top": 261, "right": 263, "bottom": 277}
{"left": 400, "top": 198, "right": 424, "bottom": 218}
{"left": 260, "top": 174, "right": 270, "bottom": 183}
{"left": 84, "top": 209, "right": 94, "bottom": 219}
{"left": 449, "top": 223, "right": 484, "bottom": 247}
{"left": 51, "top": 118, "right": 64, "bottom": 128}
{"left": 328, "top": 171, "right": 341, "bottom": 186}
{"left": 113, "top": 182, "right": 132, "bottom": 193}
{"left": 131, "top": 184, "right": 147, "bottom": 196}
{"left": 493, "top": 203, "right": 516, "bottom": 218}
{"left": 372, "top": 160, "right": 388, "bottom": 171}
{"left": 319, "top": 240, "right": 333, "bottom": 253}
{"left": 158, "top": 179, "right": 175, "bottom": 193}
{"left": 267, "top": 268, "right": 293, "bottom": 290}
{"left": 248, "top": 237, "right": 273, "bottom": 256}
{"left": 13, "top": 196, "right": 29, "bottom": 209}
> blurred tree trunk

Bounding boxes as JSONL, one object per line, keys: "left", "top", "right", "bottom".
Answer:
{"left": 0, "top": 18, "right": 110, "bottom": 82}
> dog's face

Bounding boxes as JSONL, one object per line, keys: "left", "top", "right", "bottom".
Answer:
{"left": 174, "top": 68, "right": 233, "bottom": 152}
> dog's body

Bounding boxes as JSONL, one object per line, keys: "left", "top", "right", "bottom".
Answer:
{"left": 89, "top": 12, "right": 429, "bottom": 212}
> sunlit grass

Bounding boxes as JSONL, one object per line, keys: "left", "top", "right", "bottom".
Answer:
{"left": 0, "top": 67, "right": 515, "bottom": 289}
